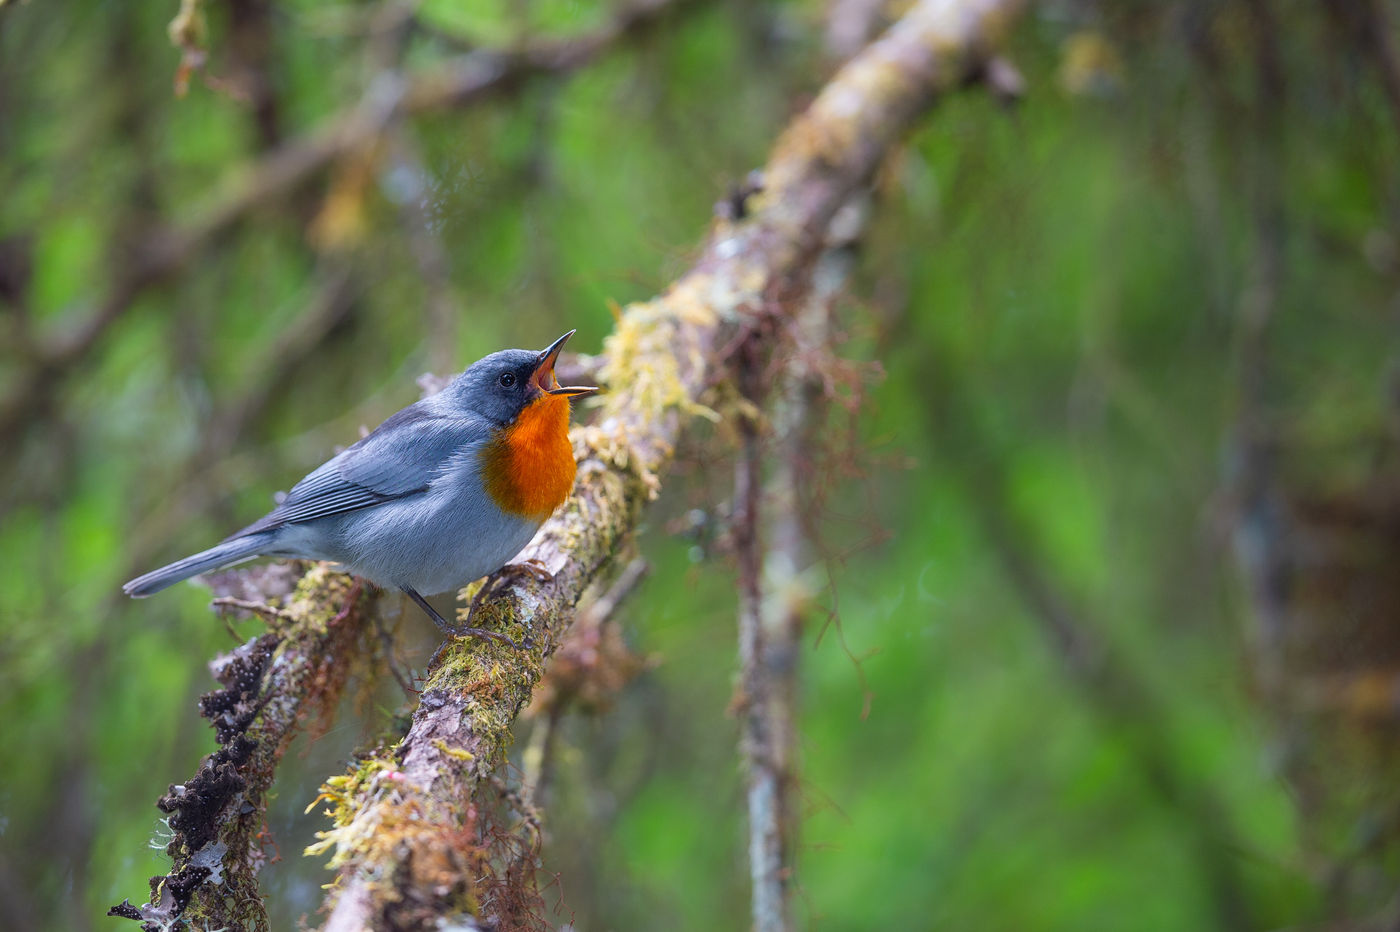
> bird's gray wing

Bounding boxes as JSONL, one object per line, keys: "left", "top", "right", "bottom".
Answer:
{"left": 230, "top": 405, "right": 493, "bottom": 537}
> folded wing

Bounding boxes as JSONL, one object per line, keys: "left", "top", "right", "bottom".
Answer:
{"left": 229, "top": 405, "right": 492, "bottom": 538}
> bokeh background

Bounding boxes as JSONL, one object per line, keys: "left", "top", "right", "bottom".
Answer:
{"left": 4, "top": 0, "right": 1400, "bottom": 929}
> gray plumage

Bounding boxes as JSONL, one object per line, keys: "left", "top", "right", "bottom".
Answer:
{"left": 124, "top": 345, "right": 571, "bottom": 602}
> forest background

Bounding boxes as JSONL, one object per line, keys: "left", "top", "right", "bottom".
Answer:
{"left": 2, "top": 0, "right": 1399, "bottom": 930}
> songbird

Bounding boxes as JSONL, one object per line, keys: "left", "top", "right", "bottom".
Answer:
{"left": 124, "top": 331, "right": 597, "bottom": 642}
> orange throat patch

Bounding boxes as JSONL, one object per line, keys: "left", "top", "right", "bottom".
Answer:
{"left": 481, "top": 394, "right": 577, "bottom": 522}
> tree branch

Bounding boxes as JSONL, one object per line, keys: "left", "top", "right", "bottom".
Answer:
{"left": 308, "top": 1, "right": 1023, "bottom": 928}
{"left": 110, "top": 568, "right": 376, "bottom": 932}
{"left": 738, "top": 212, "right": 856, "bottom": 932}
{"left": 733, "top": 331, "right": 782, "bottom": 930}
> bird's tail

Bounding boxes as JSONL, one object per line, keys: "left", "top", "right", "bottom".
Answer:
{"left": 123, "top": 534, "right": 273, "bottom": 597}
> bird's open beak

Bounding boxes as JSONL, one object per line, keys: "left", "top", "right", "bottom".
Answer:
{"left": 532, "top": 330, "right": 598, "bottom": 397}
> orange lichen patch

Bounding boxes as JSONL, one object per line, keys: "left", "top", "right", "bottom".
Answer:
{"left": 481, "top": 394, "right": 577, "bottom": 521}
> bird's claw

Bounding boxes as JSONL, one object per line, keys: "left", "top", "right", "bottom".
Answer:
{"left": 448, "top": 624, "right": 529, "bottom": 651}
{"left": 451, "top": 563, "right": 546, "bottom": 650}
{"left": 500, "top": 559, "right": 553, "bottom": 584}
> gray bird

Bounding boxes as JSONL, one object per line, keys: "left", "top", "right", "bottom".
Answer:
{"left": 124, "top": 331, "right": 596, "bottom": 640}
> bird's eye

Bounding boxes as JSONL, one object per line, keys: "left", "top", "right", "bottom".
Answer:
{"left": 499, "top": 372, "right": 517, "bottom": 388}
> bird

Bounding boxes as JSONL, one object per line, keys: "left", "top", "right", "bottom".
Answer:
{"left": 124, "top": 331, "right": 597, "bottom": 643}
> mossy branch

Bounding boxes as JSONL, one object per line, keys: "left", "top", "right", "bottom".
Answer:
{"left": 314, "top": 1, "right": 1024, "bottom": 928}
{"left": 110, "top": 568, "right": 376, "bottom": 931}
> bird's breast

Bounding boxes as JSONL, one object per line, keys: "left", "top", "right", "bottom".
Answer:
{"left": 479, "top": 394, "right": 577, "bottom": 522}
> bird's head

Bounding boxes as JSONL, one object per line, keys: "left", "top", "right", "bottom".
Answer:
{"left": 451, "top": 331, "right": 597, "bottom": 425}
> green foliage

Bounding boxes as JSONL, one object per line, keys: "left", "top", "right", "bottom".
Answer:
{"left": 1, "top": 1, "right": 1396, "bottom": 930}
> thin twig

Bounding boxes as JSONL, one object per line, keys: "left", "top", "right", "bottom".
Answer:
{"left": 210, "top": 596, "right": 294, "bottom": 622}
{"left": 579, "top": 556, "right": 650, "bottom": 628}
{"left": 734, "top": 329, "right": 788, "bottom": 932}
{"left": 370, "top": 611, "right": 417, "bottom": 699}
{"left": 520, "top": 556, "right": 649, "bottom": 807}
{"left": 738, "top": 198, "right": 860, "bottom": 931}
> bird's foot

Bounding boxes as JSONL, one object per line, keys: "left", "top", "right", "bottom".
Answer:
{"left": 455, "top": 566, "right": 545, "bottom": 650}
{"left": 447, "top": 622, "right": 527, "bottom": 650}
{"left": 465, "top": 560, "right": 553, "bottom": 616}
{"left": 426, "top": 623, "right": 527, "bottom": 670}
{"left": 499, "top": 558, "right": 553, "bottom": 584}
{"left": 402, "top": 585, "right": 530, "bottom": 651}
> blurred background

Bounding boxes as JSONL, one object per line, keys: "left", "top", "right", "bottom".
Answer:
{"left": 3, "top": 0, "right": 1400, "bottom": 929}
